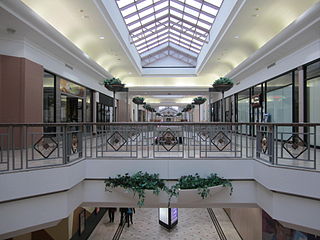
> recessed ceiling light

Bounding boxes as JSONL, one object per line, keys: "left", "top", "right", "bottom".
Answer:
{"left": 99, "top": 36, "right": 105, "bottom": 40}
{"left": 234, "top": 35, "right": 240, "bottom": 39}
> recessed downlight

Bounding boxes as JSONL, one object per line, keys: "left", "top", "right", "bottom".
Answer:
{"left": 99, "top": 36, "right": 105, "bottom": 40}
{"left": 234, "top": 35, "right": 240, "bottom": 39}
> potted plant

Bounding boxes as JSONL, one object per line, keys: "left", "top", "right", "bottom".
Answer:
{"left": 104, "top": 77, "right": 125, "bottom": 92}
{"left": 105, "top": 171, "right": 167, "bottom": 207}
{"left": 193, "top": 97, "right": 207, "bottom": 105}
{"left": 132, "top": 96, "right": 145, "bottom": 105}
{"left": 212, "top": 77, "right": 233, "bottom": 92}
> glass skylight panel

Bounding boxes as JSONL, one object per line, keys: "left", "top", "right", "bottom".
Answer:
{"left": 184, "top": 7, "right": 199, "bottom": 17}
{"left": 171, "top": 1, "right": 183, "bottom": 10}
{"left": 139, "top": 8, "right": 154, "bottom": 18}
{"left": 155, "top": 1, "right": 168, "bottom": 11}
{"left": 199, "top": 13, "right": 215, "bottom": 23}
{"left": 205, "top": 0, "right": 223, "bottom": 6}
{"left": 138, "top": 0, "right": 153, "bottom": 9}
{"left": 117, "top": 0, "right": 134, "bottom": 8}
{"left": 115, "top": 0, "right": 224, "bottom": 65}
{"left": 125, "top": 14, "right": 139, "bottom": 24}
{"left": 121, "top": 6, "right": 136, "bottom": 17}
{"left": 185, "top": 0, "right": 202, "bottom": 9}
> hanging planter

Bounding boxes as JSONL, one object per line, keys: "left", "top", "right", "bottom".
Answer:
{"left": 105, "top": 172, "right": 233, "bottom": 207}
{"left": 132, "top": 96, "right": 145, "bottom": 105}
{"left": 105, "top": 172, "right": 167, "bottom": 207}
{"left": 104, "top": 78, "right": 125, "bottom": 92}
{"left": 212, "top": 77, "right": 233, "bottom": 92}
{"left": 168, "top": 173, "right": 233, "bottom": 205}
{"left": 193, "top": 97, "right": 207, "bottom": 105}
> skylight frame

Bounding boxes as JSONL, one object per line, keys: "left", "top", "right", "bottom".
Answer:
{"left": 115, "top": 0, "right": 223, "bottom": 66}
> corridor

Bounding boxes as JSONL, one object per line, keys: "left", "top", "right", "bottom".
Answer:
{"left": 89, "top": 208, "right": 242, "bottom": 240}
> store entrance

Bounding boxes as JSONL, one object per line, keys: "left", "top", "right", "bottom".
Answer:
{"left": 61, "top": 95, "right": 83, "bottom": 122}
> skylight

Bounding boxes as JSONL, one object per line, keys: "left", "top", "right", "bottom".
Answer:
{"left": 116, "top": 0, "right": 223, "bottom": 67}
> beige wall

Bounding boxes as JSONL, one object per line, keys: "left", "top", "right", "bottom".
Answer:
{"left": 45, "top": 218, "right": 69, "bottom": 240}
{"left": 225, "top": 208, "right": 262, "bottom": 240}
{"left": 12, "top": 233, "right": 32, "bottom": 240}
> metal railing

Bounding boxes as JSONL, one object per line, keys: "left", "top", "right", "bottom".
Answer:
{"left": 0, "top": 122, "right": 319, "bottom": 172}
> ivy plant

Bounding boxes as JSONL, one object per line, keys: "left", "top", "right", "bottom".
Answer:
{"left": 168, "top": 173, "right": 233, "bottom": 203}
{"left": 104, "top": 171, "right": 167, "bottom": 207}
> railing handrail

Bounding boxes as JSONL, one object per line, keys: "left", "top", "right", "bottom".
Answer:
{"left": 0, "top": 122, "right": 320, "bottom": 127}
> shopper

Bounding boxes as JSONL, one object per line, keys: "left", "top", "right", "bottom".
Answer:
{"left": 126, "top": 208, "right": 135, "bottom": 227}
{"left": 108, "top": 208, "right": 117, "bottom": 223}
{"left": 119, "top": 208, "right": 127, "bottom": 225}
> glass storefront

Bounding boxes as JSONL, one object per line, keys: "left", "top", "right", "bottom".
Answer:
{"left": 266, "top": 72, "right": 293, "bottom": 124}
{"left": 306, "top": 59, "right": 320, "bottom": 146}
{"left": 43, "top": 72, "right": 55, "bottom": 123}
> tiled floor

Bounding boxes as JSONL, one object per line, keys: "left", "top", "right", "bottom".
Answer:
{"left": 89, "top": 208, "right": 242, "bottom": 240}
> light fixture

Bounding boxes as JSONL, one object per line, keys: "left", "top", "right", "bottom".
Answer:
{"left": 234, "top": 35, "right": 240, "bottom": 39}
{"left": 99, "top": 36, "right": 105, "bottom": 40}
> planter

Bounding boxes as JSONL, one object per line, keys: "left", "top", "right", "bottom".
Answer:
{"left": 104, "top": 83, "right": 125, "bottom": 92}
{"left": 193, "top": 100, "right": 206, "bottom": 105}
{"left": 132, "top": 99, "right": 144, "bottom": 105}
{"left": 212, "top": 83, "right": 233, "bottom": 92}
{"left": 176, "top": 185, "right": 226, "bottom": 203}
{"left": 109, "top": 187, "right": 169, "bottom": 207}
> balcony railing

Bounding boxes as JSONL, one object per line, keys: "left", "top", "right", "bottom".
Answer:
{"left": 0, "top": 122, "right": 319, "bottom": 172}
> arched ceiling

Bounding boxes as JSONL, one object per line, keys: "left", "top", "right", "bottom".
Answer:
{"left": 18, "top": 0, "right": 319, "bottom": 88}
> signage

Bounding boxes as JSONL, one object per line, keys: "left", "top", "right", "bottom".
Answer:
{"left": 251, "top": 94, "right": 263, "bottom": 107}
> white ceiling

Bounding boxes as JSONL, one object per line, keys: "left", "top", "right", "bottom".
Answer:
{"left": 18, "top": 0, "right": 318, "bottom": 89}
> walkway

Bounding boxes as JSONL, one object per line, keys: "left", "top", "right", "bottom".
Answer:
{"left": 89, "top": 208, "right": 242, "bottom": 240}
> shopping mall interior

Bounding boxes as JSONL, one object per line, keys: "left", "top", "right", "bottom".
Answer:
{"left": 0, "top": 0, "right": 319, "bottom": 239}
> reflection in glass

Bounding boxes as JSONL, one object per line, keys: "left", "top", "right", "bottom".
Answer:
{"left": 43, "top": 72, "right": 55, "bottom": 123}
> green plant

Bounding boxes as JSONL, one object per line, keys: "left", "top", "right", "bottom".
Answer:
{"left": 172, "top": 173, "right": 233, "bottom": 199}
{"left": 132, "top": 96, "right": 145, "bottom": 104}
{"left": 104, "top": 77, "right": 122, "bottom": 85}
{"left": 176, "top": 112, "right": 182, "bottom": 116}
{"left": 186, "top": 104, "right": 195, "bottom": 110}
{"left": 105, "top": 171, "right": 167, "bottom": 207}
{"left": 193, "top": 97, "right": 207, "bottom": 105}
{"left": 143, "top": 104, "right": 152, "bottom": 111}
{"left": 213, "top": 77, "right": 233, "bottom": 85}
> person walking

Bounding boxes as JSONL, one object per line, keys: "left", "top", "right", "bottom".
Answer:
{"left": 119, "top": 208, "right": 127, "bottom": 226}
{"left": 108, "top": 208, "right": 117, "bottom": 223}
{"left": 126, "top": 208, "right": 135, "bottom": 227}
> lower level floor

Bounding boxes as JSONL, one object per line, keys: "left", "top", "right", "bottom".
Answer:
{"left": 89, "top": 208, "right": 241, "bottom": 240}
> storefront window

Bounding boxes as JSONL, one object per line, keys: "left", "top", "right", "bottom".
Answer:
{"left": 237, "top": 89, "right": 250, "bottom": 133}
{"left": 43, "top": 72, "right": 55, "bottom": 123}
{"left": 86, "top": 89, "right": 92, "bottom": 122}
{"left": 266, "top": 72, "right": 293, "bottom": 139}
{"left": 266, "top": 73, "right": 293, "bottom": 124}
{"left": 306, "top": 60, "right": 320, "bottom": 146}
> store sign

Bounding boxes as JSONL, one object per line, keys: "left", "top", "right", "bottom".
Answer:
{"left": 251, "top": 94, "right": 262, "bottom": 107}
